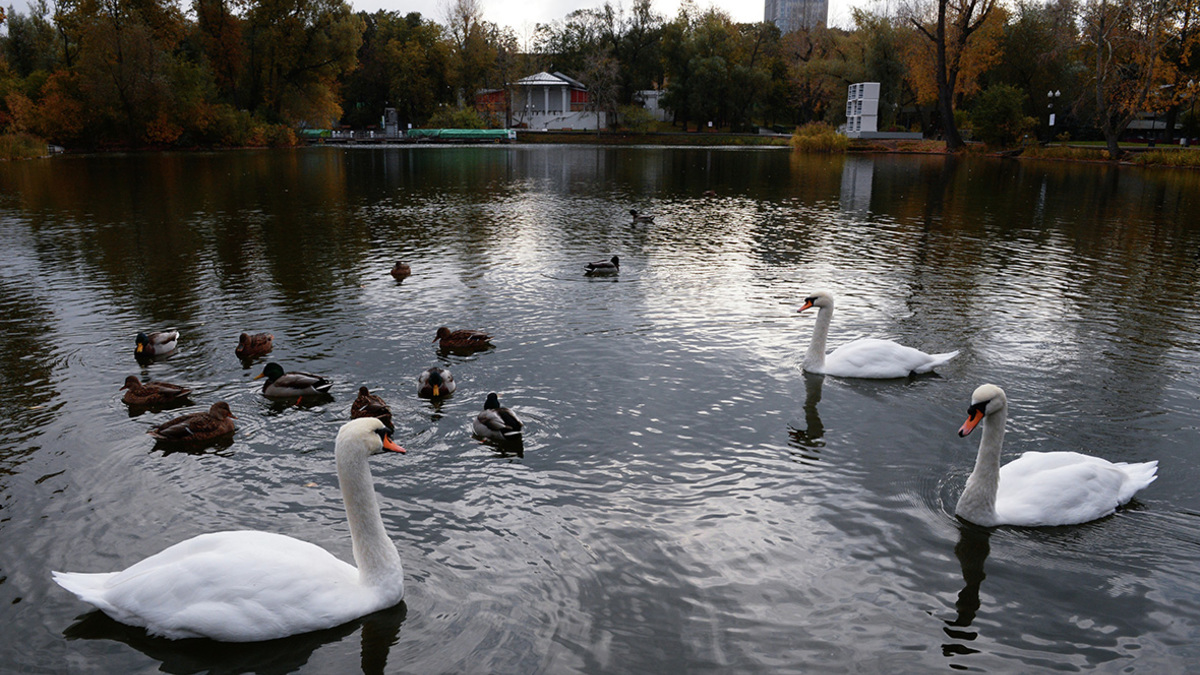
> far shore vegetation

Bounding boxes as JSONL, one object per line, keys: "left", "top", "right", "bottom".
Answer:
{"left": 1, "top": 0, "right": 1198, "bottom": 167}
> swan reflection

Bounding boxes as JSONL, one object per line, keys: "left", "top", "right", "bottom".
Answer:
{"left": 942, "top": 524, "right": 992, "bottom": 659}
{"left": 63, "top": 601, "right": 406, "bottom": 675}
{"left": 786, "top": 372, "right": 825, "bottom": 460}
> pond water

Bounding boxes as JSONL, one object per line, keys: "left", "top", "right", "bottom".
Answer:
{"left": 2, "top": 146, "right": 1199, "bottom": 673}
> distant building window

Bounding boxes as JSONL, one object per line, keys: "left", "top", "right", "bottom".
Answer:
{"left": 765, "top": 0, "right": 828, "bottom": 32}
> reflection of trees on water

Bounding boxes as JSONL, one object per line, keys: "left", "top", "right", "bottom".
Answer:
{"left": 942, "top": 524, "right": 992, "bottom": 661}
{"left": 63, "top": 601, "right": 406, "bottom": 675}
{"left": 786, "top": 373, "right": 825, "bottom": 462}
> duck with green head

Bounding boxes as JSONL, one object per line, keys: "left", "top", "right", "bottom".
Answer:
{"left": 254, "top": 362, "right": 333, "bottom": 399}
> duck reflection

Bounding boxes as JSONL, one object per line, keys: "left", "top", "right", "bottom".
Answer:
{"left": 63, "top": 601, "right": 406, "bottom": 675}
{"left": 942, "top": 523, "right": 992, "bottom": 659}
{"left": 786, "top": 373, "right": 825, "bottom": 460}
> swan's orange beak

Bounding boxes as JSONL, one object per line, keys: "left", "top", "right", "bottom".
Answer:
{"left": 798, "top": 300, "right": 815, "bottom": 313}
{"left": 382, "top": 433, "right": 406, "bottom": 453}
{"left": 958, "top": 409, "right": 983, "bottom": 437}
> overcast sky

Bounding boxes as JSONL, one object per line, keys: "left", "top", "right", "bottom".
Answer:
{"left": 351, "top": 0, "right": 869, "bottom": 42}
{"left": 2, "top": 0, "right": 872, "bottom": 38}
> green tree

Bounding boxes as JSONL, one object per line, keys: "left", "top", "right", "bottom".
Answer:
{"left": 4, "top": 1, "right": 60, "bottom": 77}
{"left": 853, "top": 9, "right": 905, "bottom": 130}
{"left": 341, "top": 11, "right": 453, "bottom": 128}
{"left": 970, "top": 83, "right": 1035, "bottom": 145}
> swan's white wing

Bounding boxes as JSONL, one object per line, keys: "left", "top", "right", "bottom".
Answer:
{"left": 824, "top": 339, "right": 956, "bottom": 379}
{"left": 995, "top": 452, "right": 1155, "bottom": 526}
{"left": 54, "top": 531, "right": 385, "bottom": 641}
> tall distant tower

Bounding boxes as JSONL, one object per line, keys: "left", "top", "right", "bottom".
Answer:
{"left": 765, "top": 0, "right": 829, "bottom": 32}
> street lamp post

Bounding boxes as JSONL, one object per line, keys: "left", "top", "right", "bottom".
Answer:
{"left": 1046, "top": 89, "right": 1061, "bottom": 143}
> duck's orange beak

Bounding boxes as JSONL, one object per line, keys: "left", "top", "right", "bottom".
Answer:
{"left": 431, "top": 384, "right": 440, "bottom": 397}
{"left": 958, "top": 409, "right": 984, "bottom": 437}
{"left": 135, "top": 344, "right": 144, "bottom": 353}
{"left": 382, "top": 433, "right": 406, "bottom": 453}
{"left": 253, "top": 373, "right": 266, "bottom": 380}
{"left": 798, "top": 300, "right": 815, "bottom": 313}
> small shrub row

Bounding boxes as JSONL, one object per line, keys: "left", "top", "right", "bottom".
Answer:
{"left": 790, "top": 122, "right": 848, "bottom": 153}
{"left": 1128, "top": 148, "right": 1200, "bottom": 168}
{"left": 1023, "top": 145, "right": 1111, "bottom": 161}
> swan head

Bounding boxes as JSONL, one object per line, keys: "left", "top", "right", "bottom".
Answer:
{"left": 337, "top": 417, "right": 405, "bottom": 456}
{"left": 798, "top": 290, "right": 835, "bottom": 313}
{"left": 958, "top": 384, "right": 1006, "bottom": 437}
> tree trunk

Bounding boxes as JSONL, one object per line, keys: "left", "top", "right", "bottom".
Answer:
{"left": 1163, "top": 105, "right": 1179, "bottom": 144}
{"left": 934, "top": 3, "right": 964, "bottom": 150}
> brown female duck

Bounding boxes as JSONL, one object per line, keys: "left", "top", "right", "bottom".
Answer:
{"left": 121, "top": 375, "right": 193, "bottom": 407}
{"left": 434, "top": 327, "right": 493, "bottom": 352}
{"left": 147, "top": 402, "right": 237, "bottom": 444}
{"left": 350, "top": 387, "right": 394, "bottom": 430}
{"left": 391, "top": 262, "right": 411, "bottom": 280}
{"left": 235, "top": 332, "right": 274, "bottom": 360}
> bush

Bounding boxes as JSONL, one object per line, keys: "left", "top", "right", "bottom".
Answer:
{"left": 1022, "top": 145, "right": 1110, "bottom": 161}
{"left": 970, "top": 85, "right": 1036, "bottom": 148}
{"left": 790, "top": 122, "right": 848, "bottom": 153}
{"left": 1129, "top": 148, "right": 1200, "bottom": 168}
{"left": 425, "top": 106, "right": 488, "bottom": 129}
{"left": 0, "top": 132, "right": 48, "bottom": 159}
{"left": 619, "top": 105, "right": 655, "bottom": 133}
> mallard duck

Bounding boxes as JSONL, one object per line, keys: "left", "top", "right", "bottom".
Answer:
{"left": 146, "top": 402, "right": 237, "bottom": 444}
{"left": 473, "top": 392, "right": 523, "bottom": 442}
{"left": 630, "top": 209, "right": 655, "bottom": 223}
{"left": 235, "top": 332, "right": 274, "bottom": 360}
{"left": 254, "top": 362, "right": 333, "bottom": 399}
{"left": 121, "top": 375, "right": 192, "bottom": 407}
{"left": 418, "top": 367, "right": 455, "bottom": 398}
{"left": 955, "top": 384, "right": 1158, "bottom": 527}
{"left": 135, "top": 330, "right": 178, "bottom": 358}
{"left": 434, "top": 327, "right": 493, "bottom": 351}
{"left": 585, "top": 255, "right": 620, "bottom": 275}
{"left": 798, "top": 290, "right": 959, "bottom": 378}
{"left": 54, "top": 418, "right": 405, "bottom": 641}
{"left": 390, "top": 262, "right": 411, "bottom": 280}
{"left": 350, "top": 387, "right": 394, "bottom": 430}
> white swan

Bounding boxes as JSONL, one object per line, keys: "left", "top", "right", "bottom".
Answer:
{"left": 955, "top": 384, "right": 1158, "bottom": 527}
{"left": 52, "top": 418, "right": 407, "bottom": 641}
{"left": 798, "top": 291, "right": 959, "bottom": 378}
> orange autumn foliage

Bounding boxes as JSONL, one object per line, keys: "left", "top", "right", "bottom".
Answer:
{"left": 903, "top": 4, "right": 1009, "bottom": 107}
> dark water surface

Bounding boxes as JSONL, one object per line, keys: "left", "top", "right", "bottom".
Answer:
{"left": 2, "top": 147, "right": 1199, "bottom": 673}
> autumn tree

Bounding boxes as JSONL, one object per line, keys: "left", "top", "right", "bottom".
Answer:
{"left": 243, "top": 0, "right": 363, "bottom": 127}
{"left": 1081, "top": 0, "right": 1172, "bottom": 157}
{"left": 905, "top": 0, "right": 1003, "bottom": 149}
{"left": 193, "top": 0, "right": 244, "bottom": 104}
{"left": 1159, "top": 0, "right": 1200, "bottom": 141}
{"left": 74, "top": 0, "right": 178, "bottom": 143}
